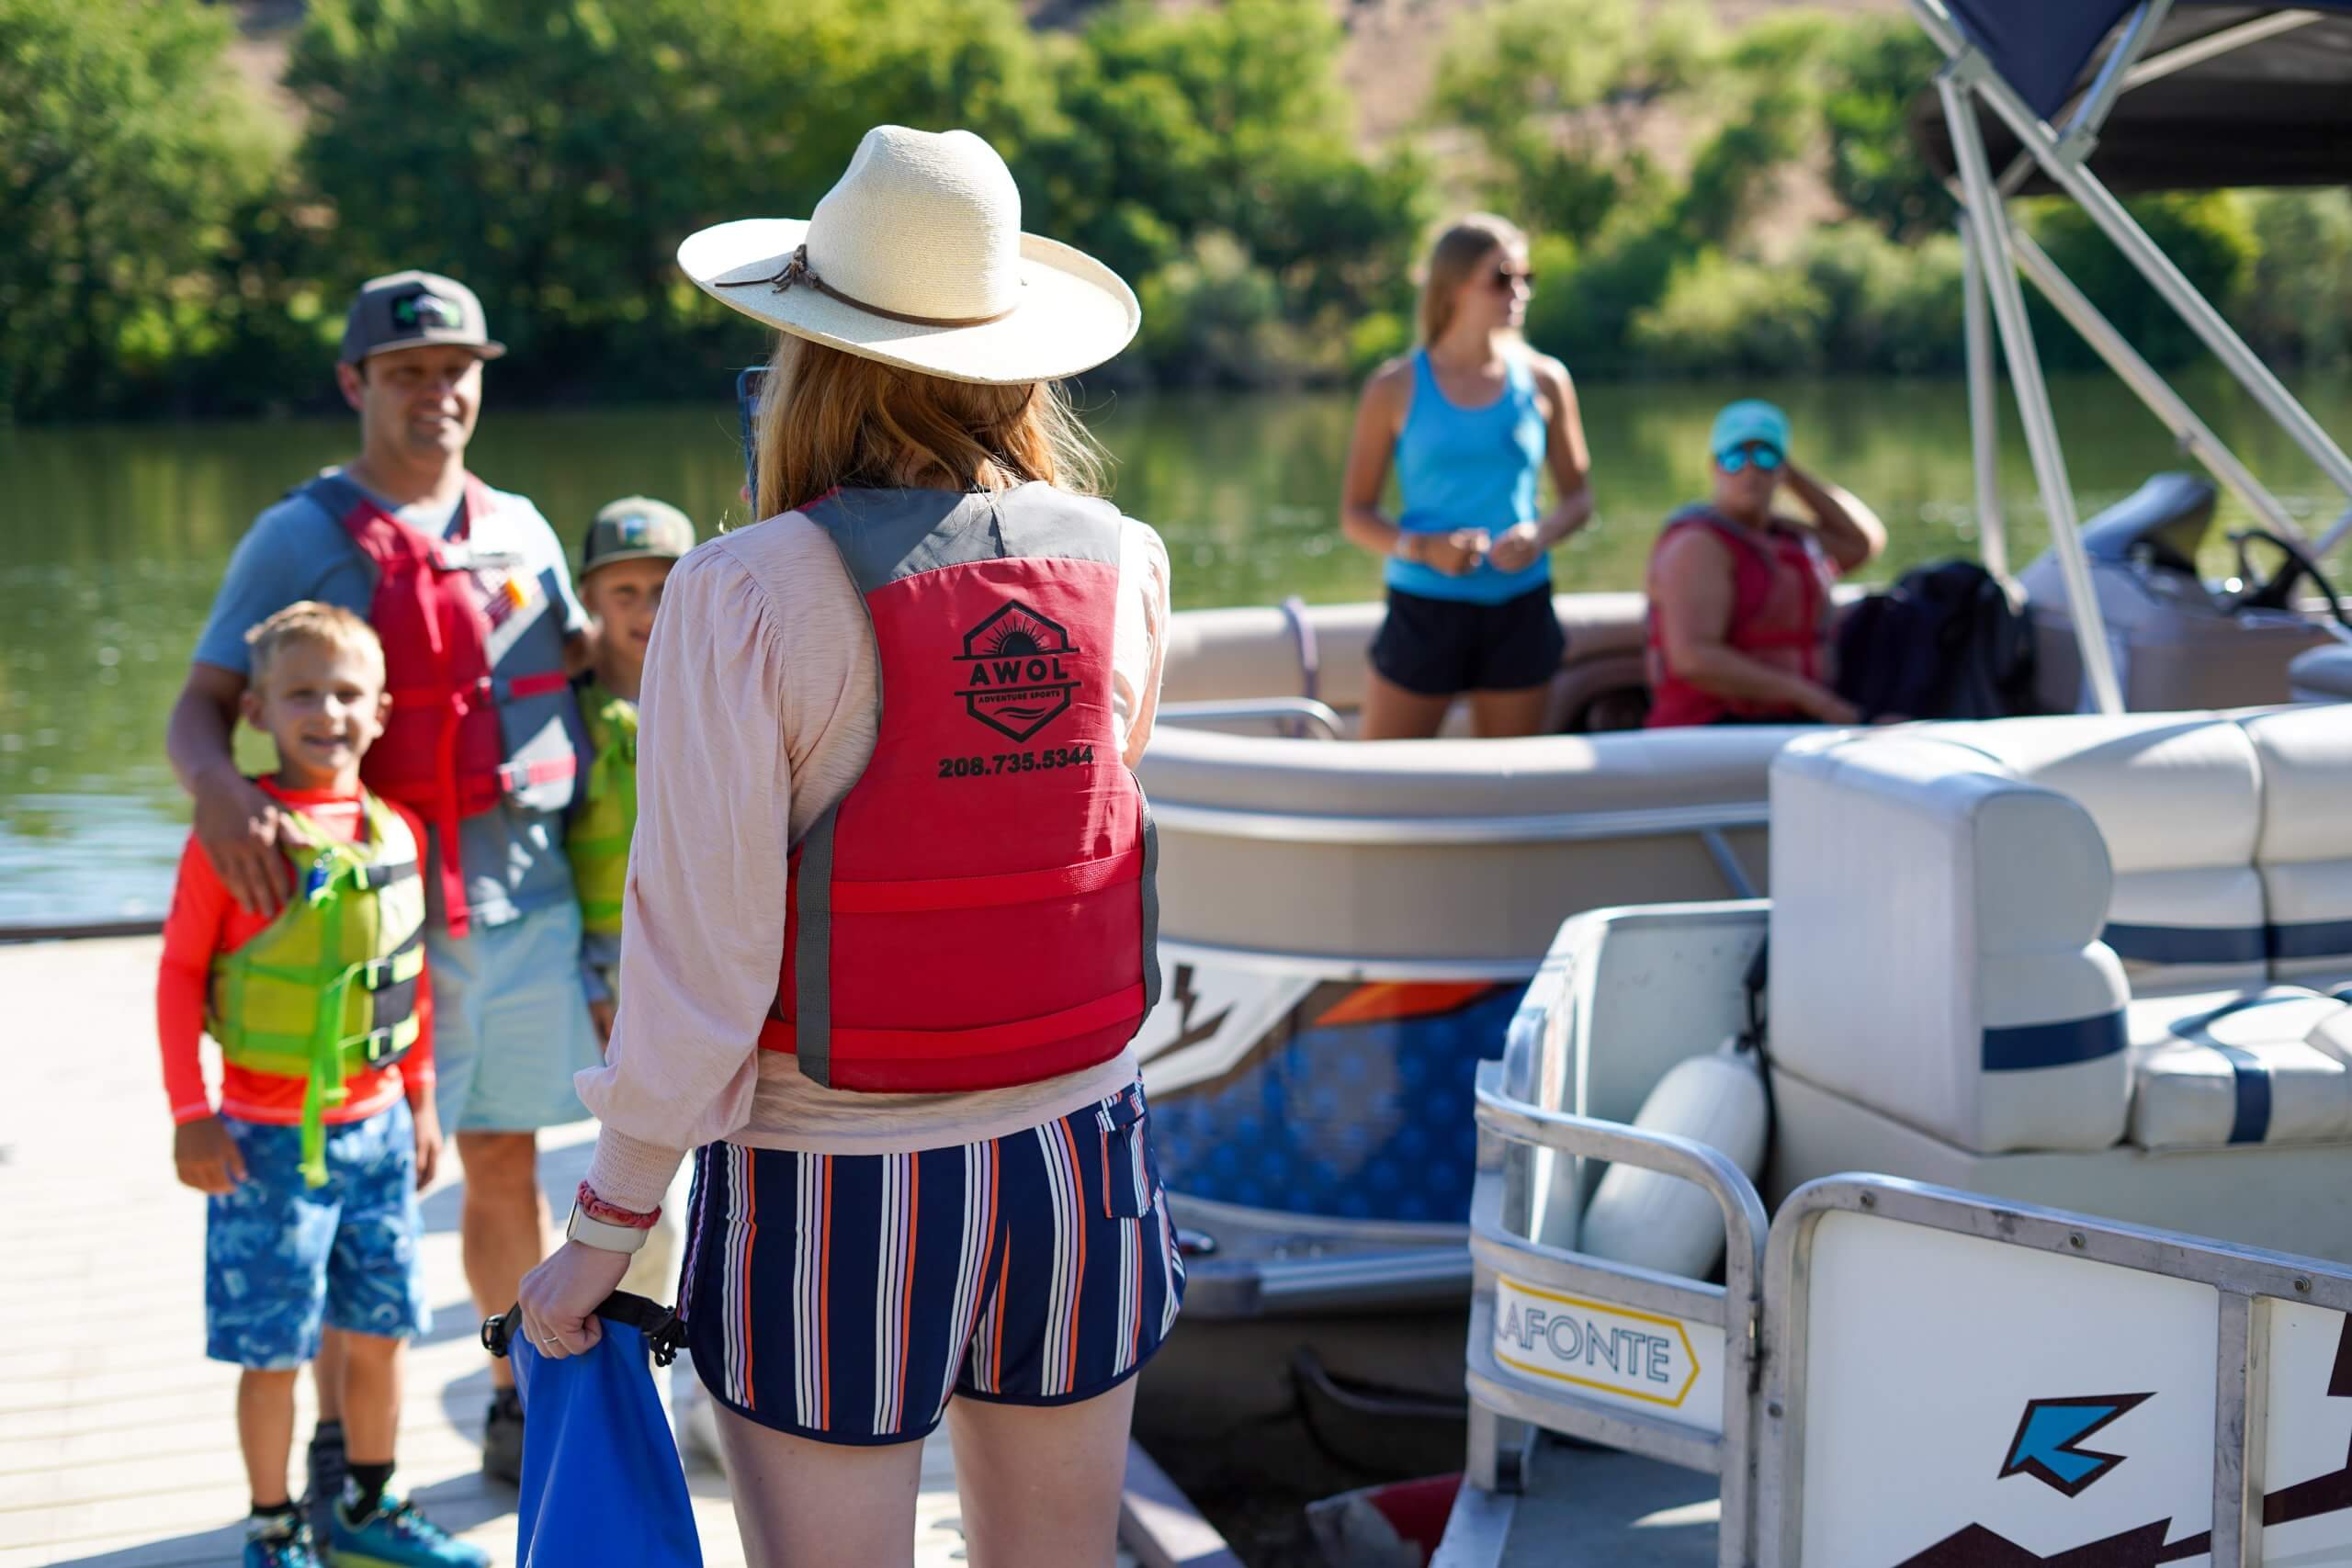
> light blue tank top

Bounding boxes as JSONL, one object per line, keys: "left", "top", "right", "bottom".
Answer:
{"left": 1385, "top": 349, "right": 1550, "bottom": 604}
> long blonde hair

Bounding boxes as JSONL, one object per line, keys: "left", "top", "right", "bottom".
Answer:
{"left": 752, "top": 336, "right": 1107, "bottom": 520}
{"left": 1418, "top": 213, "right": 1528, "bottom": 345}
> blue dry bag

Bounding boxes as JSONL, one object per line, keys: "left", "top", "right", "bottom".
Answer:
{"left": 488, "top": 1292, "right": 704, "bottom": 1568}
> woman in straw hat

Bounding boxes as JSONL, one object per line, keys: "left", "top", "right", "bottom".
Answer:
{"left": 517, "top": 126, "right": 1182, "bottom": 1565}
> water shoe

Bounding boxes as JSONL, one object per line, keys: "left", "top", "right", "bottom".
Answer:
{"left": 481, "top": 1387, "right": 524, "bottom": 1486}
{"left": 244, "top": 1512, "right": 322, "bottom": 1568}
{"left": 329, "top": 1491, "right": 487, "bottom": 1568}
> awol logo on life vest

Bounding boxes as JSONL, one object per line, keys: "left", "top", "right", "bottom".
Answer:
{"left": 957, "top": 601, "right": 1080, "bottom": 741}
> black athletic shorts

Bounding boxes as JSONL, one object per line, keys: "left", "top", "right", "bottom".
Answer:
{"left": 1369, "top": 584, "right": 1566, "bottom": 697}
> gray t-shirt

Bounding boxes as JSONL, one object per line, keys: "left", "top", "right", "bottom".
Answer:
{"left": 192, "top": 472, "right": 589, "bottom": 930}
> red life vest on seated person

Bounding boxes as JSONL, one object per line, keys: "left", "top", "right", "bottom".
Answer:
{"left": 300, "top": 472, "right": 583, "bottom": 934}
{"left": 757, "top": 486, "right": 1159, "bottom": 1092}
{"left": 1644, "top": 505, "right": 1837, "bottom": 728}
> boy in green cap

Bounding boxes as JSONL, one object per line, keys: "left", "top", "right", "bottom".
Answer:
{"left": 566, "top": 494, "right": 711, "bottom": 1453}
{"left": 570, "top": 496, "right": 696, "bottom": 1033}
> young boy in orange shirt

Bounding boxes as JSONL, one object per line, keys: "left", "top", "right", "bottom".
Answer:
{"left": 157, "top": 603, "right": 484, "bottom": 1568}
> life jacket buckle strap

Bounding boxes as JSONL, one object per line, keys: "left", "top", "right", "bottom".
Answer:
{"left": 357, "top": 1028, "right": 401, "bottom": 1064}
{"left": 495, "top": 756, "right": 579, "bottom": 795}
{"left": 350, "top": 948, "right": 421, "bottom": 991}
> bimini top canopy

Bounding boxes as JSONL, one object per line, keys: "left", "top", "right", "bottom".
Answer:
{"left": 1916, "top": 3, "right": 2352, "bottom": 192}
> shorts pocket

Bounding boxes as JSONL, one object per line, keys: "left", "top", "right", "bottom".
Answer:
{"left": 1095, "top": 1084, "right": 1158, "bottom": 1220}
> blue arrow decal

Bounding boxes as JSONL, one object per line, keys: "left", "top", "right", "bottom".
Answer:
{"left": 1997, "top": 1393, "right": 2154, "bottom": 1497}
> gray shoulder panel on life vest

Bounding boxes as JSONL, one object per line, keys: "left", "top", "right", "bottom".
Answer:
{"left": 805, "top": 484, "right": 1125, "bottom": 596}
{"left": 793, "top": 802, "right": 840, "bottom": 1087}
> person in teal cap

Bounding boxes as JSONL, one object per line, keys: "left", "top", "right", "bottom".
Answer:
{"left": 1644, "top": 400, "right": 1885, "bottom": 728}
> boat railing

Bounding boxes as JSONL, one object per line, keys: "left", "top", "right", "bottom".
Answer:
{"left": 1453, "top": 1043, "right": 2352, "bottom": 1565}
{"left": 1459, "top": 1057, "right": 1768, "bottom": 1566}
{"left": 1750, "top": 1177, "right": 2352, "bottom": 1566}
{"left": 1157, "top": 695, "right": 1344, "bottom": 740}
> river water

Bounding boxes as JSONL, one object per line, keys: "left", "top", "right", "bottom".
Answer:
{"left": 4, "top": 368, "right": 2346, "bottom": 922}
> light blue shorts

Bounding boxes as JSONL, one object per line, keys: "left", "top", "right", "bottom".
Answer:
{"left": 427, "top": 900, "right": 603, "bottom": 1134}
{"left": 208, "top": 1103, "right": 429, "bottom": 1369}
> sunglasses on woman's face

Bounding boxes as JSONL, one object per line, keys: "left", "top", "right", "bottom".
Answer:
{"left": 1490, "top": 265, "right": 1535, "bottom": 292}
{"left": 1717, "top": 442, "right": 1783, "bottom": 474}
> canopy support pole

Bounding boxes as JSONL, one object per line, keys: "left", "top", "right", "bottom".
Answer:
{"left": 1913, "top": 0, "right": 2352, "bottom": 533}
{"left": 2005, "top": 223, "right": 2302, "bottom": 542}
{"left": 2319, "top": 503, "right": 2352, "bottom": 560}
{"left": 1959, "top": 214, "right": 2009, "bottom": 580}
{"left": 1939, "top": 68, "right": 2124, "bottom": 715}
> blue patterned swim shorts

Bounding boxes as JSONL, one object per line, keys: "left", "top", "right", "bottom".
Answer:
{"left": 205, "top": 1101, "right": 430, "bottom": 1370}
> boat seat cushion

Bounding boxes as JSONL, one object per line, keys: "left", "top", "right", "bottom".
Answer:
{"left": 2127, "top": 987, "right": 2352, "bottom": 1151}
{"left": 1770, "top": 732, "right": 2130, "bottom": 1156}
{"left": 2290, "top": 644, "right": 2352, "bottom": 704}
{"left": 2241, "top": 705, "right": 2352, "bottom": 983}
{"left": 1935, "top": 715, "right": 2268, "bottom": 994}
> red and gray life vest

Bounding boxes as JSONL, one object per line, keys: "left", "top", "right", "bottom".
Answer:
{"left": 756, "top": 486, "right": 1160, "bottom": 1092}
{"left": 1644, "top": 505, "right": 1836, "bottom": 728}
{"left": 301, "top": 472, "right": 584, "bottom": 932}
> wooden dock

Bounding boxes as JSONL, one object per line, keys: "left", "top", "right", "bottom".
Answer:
{"left": 4, "top": 936, "right": 1181, "bottom": 1567}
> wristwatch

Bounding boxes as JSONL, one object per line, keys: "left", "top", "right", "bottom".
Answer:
{"left": 1391, "top": 531, "right": 1419, "bottom": 563}
{"left": 564, "top": 1203, "right": 651, "bottom": 1255}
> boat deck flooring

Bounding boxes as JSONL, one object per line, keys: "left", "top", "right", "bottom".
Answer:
{"left": 1434, "top": 1445, "right": 1721, "bottom": 1568}
{"left": 4, "top": 936, "right": 1131, "bottom": 1567}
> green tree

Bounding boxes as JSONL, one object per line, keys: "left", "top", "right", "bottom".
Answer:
{"left": 1819, "top": 19, "right": 1949, "bottom": 243}
{"left": 0, "top": 0, "right": 285, "bottom": 419}
{"left": 1431, "top": 0, "right": 1715, "bottom": 248}
{"left": 290, "top": 0, "right": 1057, "bottom": 397}
{"left": 1035, "top": 0, "right": 1424, "bottom": 327}
{"left": 2242, "top": 190, "right": 2352, "bottom": 369}
{"left": 2025, "top": 192, "right": 2256, "bottom": 371}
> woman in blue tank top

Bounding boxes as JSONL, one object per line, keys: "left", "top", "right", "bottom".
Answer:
{"left": 1340, "top": 214, "right": 1594, "bottom": 739}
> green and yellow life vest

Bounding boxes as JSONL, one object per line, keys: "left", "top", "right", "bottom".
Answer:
{"left": 567, "top": 682, "right": 638, "bottom": 938}
{"left": 206, "top": 794, "right": 426, "bottom": 1186}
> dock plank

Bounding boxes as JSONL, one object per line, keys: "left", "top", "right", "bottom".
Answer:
{"left": 2, "top": 935, "right": 1078, "bottom": 1568}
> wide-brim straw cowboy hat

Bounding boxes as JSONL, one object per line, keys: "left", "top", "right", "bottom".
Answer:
{"left": 679, "top": 126, "right": 1139, "bottom": 387}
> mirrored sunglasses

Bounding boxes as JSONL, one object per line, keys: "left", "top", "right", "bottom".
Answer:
{"left": 1717, "top": 443, "right": 1783, "bottom": 473}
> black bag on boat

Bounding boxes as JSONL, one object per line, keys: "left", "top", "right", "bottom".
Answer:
{"left": 1834, "top": 558, "right": 2036, "bottom": 721}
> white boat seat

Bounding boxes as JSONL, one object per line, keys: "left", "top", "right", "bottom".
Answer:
{"left": 2126, "top": 987, "right": 2352, "bottom": 1151}
{"left": 1769, "top": 730, "right": 2130, "bottom": 1156}
{"left": 1770, "top": 707, "right": 2352, "bottom": 1159}
{"left": 2242, "top": 705, "right": 2352, "bottom": 984}
{"left": 1931, "top": 714, "right": 2268, "bottom": 994}
{"left": 2291, "top": 643, "right": 2352, "bottom": 704}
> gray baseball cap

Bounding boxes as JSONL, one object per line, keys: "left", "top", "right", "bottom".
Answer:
{"left": 582, "top": 497, "right": 696, "bottom": 576}
{"left": 339, "top": 270, "right": 507, "bottom": 364}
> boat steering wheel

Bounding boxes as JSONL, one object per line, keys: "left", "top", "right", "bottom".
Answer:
{"left": 2222, "top": 527, "right": 2352, "bottom": 634}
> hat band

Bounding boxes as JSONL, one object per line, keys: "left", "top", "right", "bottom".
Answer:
{"left": 718, "top": 244, "right": 1018, "bottom": 330}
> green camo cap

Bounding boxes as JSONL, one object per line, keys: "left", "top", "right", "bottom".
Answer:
{"left": 340, "top": 270, "right": 505, "bottom": 364}
{"left": 582, "top": 497, "right": 695, "bottom": 575}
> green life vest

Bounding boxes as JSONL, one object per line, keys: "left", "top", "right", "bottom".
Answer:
{"left": 567, "top": 682, "right": 638, "bottom": 938}
{"left": 206, "top": 793, "right": 426, "bottom": 1186}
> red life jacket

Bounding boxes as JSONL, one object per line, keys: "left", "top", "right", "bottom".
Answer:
{"left": 1645, "top": 506, "right": 1835, "bottom": 728}
{"left": 756, "top": 486, "right": 1159, "bottom": 1092}
{"left": 302, "top": 473, "right": 582, "bottom": 934}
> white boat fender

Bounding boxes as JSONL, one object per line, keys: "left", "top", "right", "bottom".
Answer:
{"left": 1577, "top": 1040, "right": 1769, "bottom": 1280}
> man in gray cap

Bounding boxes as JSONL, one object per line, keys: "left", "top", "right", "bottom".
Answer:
{"left": 166, "top": 270, "right": 602, "bottom": 1496}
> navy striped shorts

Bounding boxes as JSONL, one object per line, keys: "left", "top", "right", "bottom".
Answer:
{"left": 678, "top": 1082, "right": 1185, "bottom": 1445}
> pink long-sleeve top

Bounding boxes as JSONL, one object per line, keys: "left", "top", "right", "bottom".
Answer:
{"left": 580, "top": 483, "right": 1172, "bottom": 1213}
